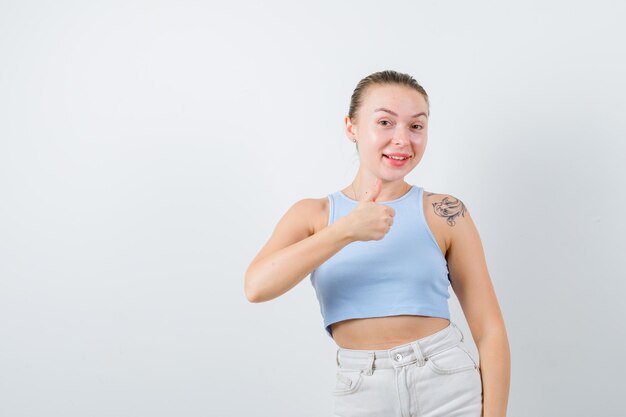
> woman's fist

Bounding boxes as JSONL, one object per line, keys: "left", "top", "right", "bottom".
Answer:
{"left": 342, "top": 177, "right": 395, "bottom": 242}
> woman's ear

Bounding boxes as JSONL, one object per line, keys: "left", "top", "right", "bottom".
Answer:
{"left": 344, "top": 115, "right": 358, "bottom": 142}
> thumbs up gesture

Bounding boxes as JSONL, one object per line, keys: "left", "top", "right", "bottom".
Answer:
{"left": 341, "top": 178, "right": 396, "bottom": 242}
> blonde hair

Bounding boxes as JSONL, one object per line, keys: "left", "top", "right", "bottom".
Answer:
{"left": 348, "top": 70, "right": 430, "bottom": 123}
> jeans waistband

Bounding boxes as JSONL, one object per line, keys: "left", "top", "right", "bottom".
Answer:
{"left": 335, "top": 321, "right": 465, "bottom": 375}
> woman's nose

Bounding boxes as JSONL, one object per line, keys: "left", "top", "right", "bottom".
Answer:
{"left": 393, "top": 127, "right": 411, "bottom": 145}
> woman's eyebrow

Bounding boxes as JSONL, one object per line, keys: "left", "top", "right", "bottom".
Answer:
{"left": 374, "top": 107, "right": 428, "bottom": 118}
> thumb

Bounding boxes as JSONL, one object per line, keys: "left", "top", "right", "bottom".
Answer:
{"left": 360, "top": 177, "right": 382, "bottom": 202}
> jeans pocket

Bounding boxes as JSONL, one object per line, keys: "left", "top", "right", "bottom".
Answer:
{"left": 332, "top": 368, "right": 364, "bottom": 396}
{"left": 426, "top": 343, "right": 479, "bottom": 375}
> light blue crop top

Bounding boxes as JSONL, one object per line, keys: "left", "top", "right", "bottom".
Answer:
{"left": 309, "top": 185, "right": 451, "bottom": 339}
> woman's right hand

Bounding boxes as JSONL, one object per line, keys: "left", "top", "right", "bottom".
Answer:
{"left": 341, "top": 177, "right": 395, "bottom": 242}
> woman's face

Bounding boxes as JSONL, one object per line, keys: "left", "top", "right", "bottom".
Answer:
{"left": 345, "top": 84, "right": 429, "bottom": 182}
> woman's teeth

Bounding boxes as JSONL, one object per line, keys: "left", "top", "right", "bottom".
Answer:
{"left": 383, "top": 154, "right": 409, "bottom": 160}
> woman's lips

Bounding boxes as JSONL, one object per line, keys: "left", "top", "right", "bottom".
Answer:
{"left": 383, "top": 154, "right": 411, "bottom": 166}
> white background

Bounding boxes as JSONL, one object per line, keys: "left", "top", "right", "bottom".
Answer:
{"left": 1, "top": 1, "right": 625, "bottom": 416}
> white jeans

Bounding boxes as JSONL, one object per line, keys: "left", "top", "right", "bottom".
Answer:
{"left": 332, "top": 321, "right": 483, "bottom": 417}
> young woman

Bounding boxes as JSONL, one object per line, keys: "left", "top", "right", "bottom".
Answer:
{"left": 244, "top": 70, "right": 510, "bottom": 417}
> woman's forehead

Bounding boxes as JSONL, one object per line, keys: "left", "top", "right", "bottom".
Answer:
{"left": 361, "top": 84, "right": 428, "bottom": 115}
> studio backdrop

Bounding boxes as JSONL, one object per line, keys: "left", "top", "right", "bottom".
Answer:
{"left": 1, "top": 1, "right": 624, "bottom": 416}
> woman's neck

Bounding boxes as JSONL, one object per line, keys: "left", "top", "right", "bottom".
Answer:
{"left": 348, "top": 178, "right": 410, "bottom": 202}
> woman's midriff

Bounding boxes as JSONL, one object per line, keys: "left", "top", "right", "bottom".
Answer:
{"left": 331, "top": 315, "right": 451, "bottom": 350}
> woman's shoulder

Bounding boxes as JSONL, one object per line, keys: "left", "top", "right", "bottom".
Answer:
{"left": 421, "top": 189, "right": 468, "bottom": 225}
{"left": 299, "top": 196, "right": 330, "bottom": 235}
{"left": 420, "top": 189, "right": 470, "bottom": 255}
{"left": 422, "top": 187, "right": 465, "bottom": 204}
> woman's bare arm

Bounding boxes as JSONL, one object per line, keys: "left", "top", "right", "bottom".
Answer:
{"left": 244, "top": 199, "right": 353, "bottom": 303}
{"left": 444, "top": 195, "right": 510, "bottom": 417}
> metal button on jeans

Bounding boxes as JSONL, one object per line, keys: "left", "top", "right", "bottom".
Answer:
{"left": 394, "top": 353, "right": 403, "bottom": 361}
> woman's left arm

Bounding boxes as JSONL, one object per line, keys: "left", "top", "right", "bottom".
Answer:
{"left": 442, "top": 197, "right": 510, "bottom": 417}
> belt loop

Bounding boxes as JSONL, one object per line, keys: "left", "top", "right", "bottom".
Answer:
{"left": 451, "top": 321, "right": 464, "bottom": 342}
{"left": 410, "top": 341, "right": 426, "bottom": 366}
{"left": 365, "top": 352, "right": 375, "bottom": 375}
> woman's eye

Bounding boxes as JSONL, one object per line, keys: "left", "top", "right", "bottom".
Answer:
{"left": 379, "top": 120, "right": 391, "bottom": 126}
{"left": 412, "top": 124, "right": 423, "bottom": 129}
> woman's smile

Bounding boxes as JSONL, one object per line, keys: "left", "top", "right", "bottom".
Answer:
{"left": 382, "top": 153, "right": 412, "bottom": 167}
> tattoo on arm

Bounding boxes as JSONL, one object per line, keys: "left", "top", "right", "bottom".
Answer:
{"left": 430, "top": 195, "right": 466, "bottom": 227}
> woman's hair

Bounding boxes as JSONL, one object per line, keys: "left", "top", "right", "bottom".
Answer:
{"left": 348, "top": 69, "right": 430, "bottom": 123}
